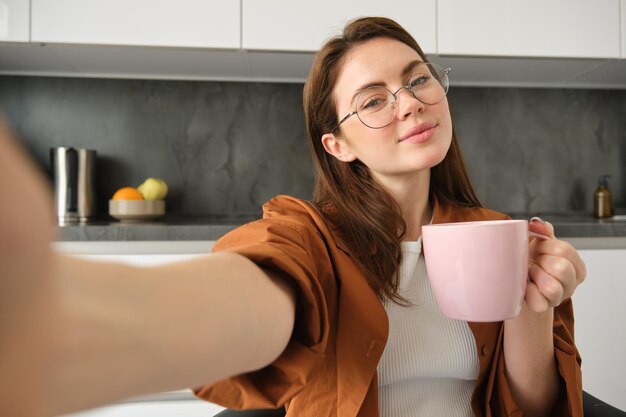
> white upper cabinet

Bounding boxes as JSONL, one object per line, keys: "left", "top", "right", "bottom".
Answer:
{"left": 242, "top": 0, "right": 437, "bottom": 54}
{"left": 622, "top": 0, "right": 626, "bottom": 57}
{"left": 3, "top": 0, "right": 626, "bottom": 85}
{"left": 438, "top": 0, "right": 621, "bottom": 59}
{"left": 31, "top": 0, "right": 240, "bottom": 49}
{"left": 0, "top": 0, "right": 29, "bottom": 42}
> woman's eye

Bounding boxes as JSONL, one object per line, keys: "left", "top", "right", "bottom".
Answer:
{"left": 409, "top": 74, "right": 430, "bottom": 88}
{"left": 361, "top": 96, "right": 387, "bottom": 110}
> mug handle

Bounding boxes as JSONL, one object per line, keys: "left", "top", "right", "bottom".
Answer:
{"left": 529, "top": 231, "right": 550, "bottom": 241}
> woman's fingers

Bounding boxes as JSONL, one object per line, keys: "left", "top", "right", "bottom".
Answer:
{"left": 528, "top": 261, "right": 570, "bottom": 306}
{"left": 527, "top": 240, "right": 586, "bottom": 312}
{"left": 529, "top": 217, "right": 556, "bottom": 239}
{"left": 527, "top": 218, "right": 586, "bottom": 311}
{"left": 524, "top": 279, "right": 551, "bottom": 313}
{"left": 534, "top": 239, "right": 586, "bottom": 287}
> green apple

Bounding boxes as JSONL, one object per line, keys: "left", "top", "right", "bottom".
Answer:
{"left": 137, "top": 178, "right": 168, "bottom": 200}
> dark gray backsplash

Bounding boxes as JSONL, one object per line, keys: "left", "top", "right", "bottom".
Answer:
{"left": 1, "top": 76, "right": 624, "bottom": 218}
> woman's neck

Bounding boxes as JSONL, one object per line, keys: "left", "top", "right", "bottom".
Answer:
{"left": 372, "top": 169, "right": 432, "bottom": 241}
{"left": 402, "top": 195, "right": 432, "bottom": 241}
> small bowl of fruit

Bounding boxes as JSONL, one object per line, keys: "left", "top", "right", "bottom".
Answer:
{"left": 109, "top": 178, "right": 168, "bottom": 223}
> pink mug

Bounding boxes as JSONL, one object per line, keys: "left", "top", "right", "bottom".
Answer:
{"left": 422, "top": 220, "right": 546, "bottom": 322}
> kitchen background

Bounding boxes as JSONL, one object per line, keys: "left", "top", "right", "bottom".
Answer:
{"left": 2, "top": 1, "right": 626, "bottom": 414}
{"left": 0, "top": 76, "right": 624, "bottom": 219}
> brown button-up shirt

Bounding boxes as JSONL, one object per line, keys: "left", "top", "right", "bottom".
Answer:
{"left": 195, "top": 195, "right": 582, "bottom": 416}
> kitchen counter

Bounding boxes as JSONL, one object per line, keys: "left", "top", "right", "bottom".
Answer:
{"left": 507, "top": 213, "right": 626, "bottom": 249}
{"left": 57, "top": 216, "right": 247, "bottom": 242}
{"left": 509, "top": 212, "right": 626, "bottom": 237}
{"left": 55, "top": 212, "right": 626, "bottom": 250}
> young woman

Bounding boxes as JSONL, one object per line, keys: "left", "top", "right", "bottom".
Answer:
{"left": 194, "top": 17, "right": 585, "bottom": 417}
{"left": 0, "top": 17, "right": 584, "bottom": 417}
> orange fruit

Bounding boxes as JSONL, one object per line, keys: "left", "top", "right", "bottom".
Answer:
{"left": 111, "top": 186, "right": 144, "bottom": 200}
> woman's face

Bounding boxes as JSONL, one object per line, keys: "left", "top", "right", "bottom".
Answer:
{"left": 322, "top": 37, "right": 453, "bottom": 184}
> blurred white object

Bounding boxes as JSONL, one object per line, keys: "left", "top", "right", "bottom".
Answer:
{"left": 62, "top": 390, "right": 225, "bottom": 417}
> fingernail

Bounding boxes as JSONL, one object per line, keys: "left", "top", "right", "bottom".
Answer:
{"left": 530, "top": 216, "right": 546, "bottom": 224}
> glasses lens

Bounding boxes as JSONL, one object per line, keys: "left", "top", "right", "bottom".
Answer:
{"left": 355, "top": 87, "right": 395, "bottom": 129}
{"left": 408, "top": 63, "right": 449, "bottom": 105}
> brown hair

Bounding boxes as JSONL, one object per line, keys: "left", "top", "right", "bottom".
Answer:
{"left": 303, "top": 17, "right": 481, "bottom": 304}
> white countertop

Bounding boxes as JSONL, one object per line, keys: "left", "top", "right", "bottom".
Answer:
{"left": 52, "top": 237, "right": 626, "bottom": 255}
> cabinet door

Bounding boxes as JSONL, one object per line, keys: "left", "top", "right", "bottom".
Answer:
{"left": 31, "top": 0, "right": 240, "bottom": 49}
{"left": 0, "top": 0, "right": 29, "bottom": 42}
{"left": 574, "top": 249, "right": 626, "bottom": 411}
{"left": 622, "top": 0, "right": 626, "bottom": 57}
{"left": 438, "top": 0, "right": 620, "bottom": 58}
{"left": 242, "top": 0, "right": 436, "bottom": 54}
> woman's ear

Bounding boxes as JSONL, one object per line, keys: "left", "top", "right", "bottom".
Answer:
{"left": 321, "top": 133, "right": 357, "bottom": 162}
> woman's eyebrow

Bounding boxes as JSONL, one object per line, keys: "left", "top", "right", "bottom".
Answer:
{"left": 401, "top": 60, "right": 423, "bottom": 78}
{"left": 349, "top": 81, "right": 386, "bottom": 106}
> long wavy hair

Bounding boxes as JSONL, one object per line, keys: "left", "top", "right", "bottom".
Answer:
{"left": 303, "top": 17, "right": 481, "bottom": 304}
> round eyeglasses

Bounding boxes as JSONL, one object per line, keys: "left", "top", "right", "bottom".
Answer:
{"left": 333, "top": 62, "right": 451, "bottom": 131}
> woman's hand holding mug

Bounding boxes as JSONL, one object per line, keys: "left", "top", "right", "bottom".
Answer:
{"left": 526, "top": 217, "right": 586, "bottom": 313}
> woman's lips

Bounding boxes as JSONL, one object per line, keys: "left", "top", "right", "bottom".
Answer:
{"left": 399, "top": 122, "right": 438, "bottom": 144}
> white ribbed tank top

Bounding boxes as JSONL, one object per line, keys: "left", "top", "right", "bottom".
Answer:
{"left": 377, "top": 237, "right": 479, "bottom": 417}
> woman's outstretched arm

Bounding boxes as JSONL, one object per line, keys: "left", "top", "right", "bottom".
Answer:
{"left": 47, "top": 252, "right": 296, "bottom": 416}
{"left": 0, "top": 120, "right": 59, "bottom": 417}
{"left": 0, "top": 119, "right": 296, "bottom": 417}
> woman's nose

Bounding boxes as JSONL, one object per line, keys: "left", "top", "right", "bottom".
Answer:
{"left": 396, "top": 88, "right": 425, "bottom": 120}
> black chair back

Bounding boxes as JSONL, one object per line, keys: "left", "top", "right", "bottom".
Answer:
{"left": 583, "top": 391, "right": 626, "bottom": 416}
{"left": 214, "top": 408, "right": 285, "bottom": 417}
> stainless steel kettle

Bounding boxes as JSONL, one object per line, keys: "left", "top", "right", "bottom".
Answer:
{"left": 50, "top": 147, "right": 97, "bottom": 225}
